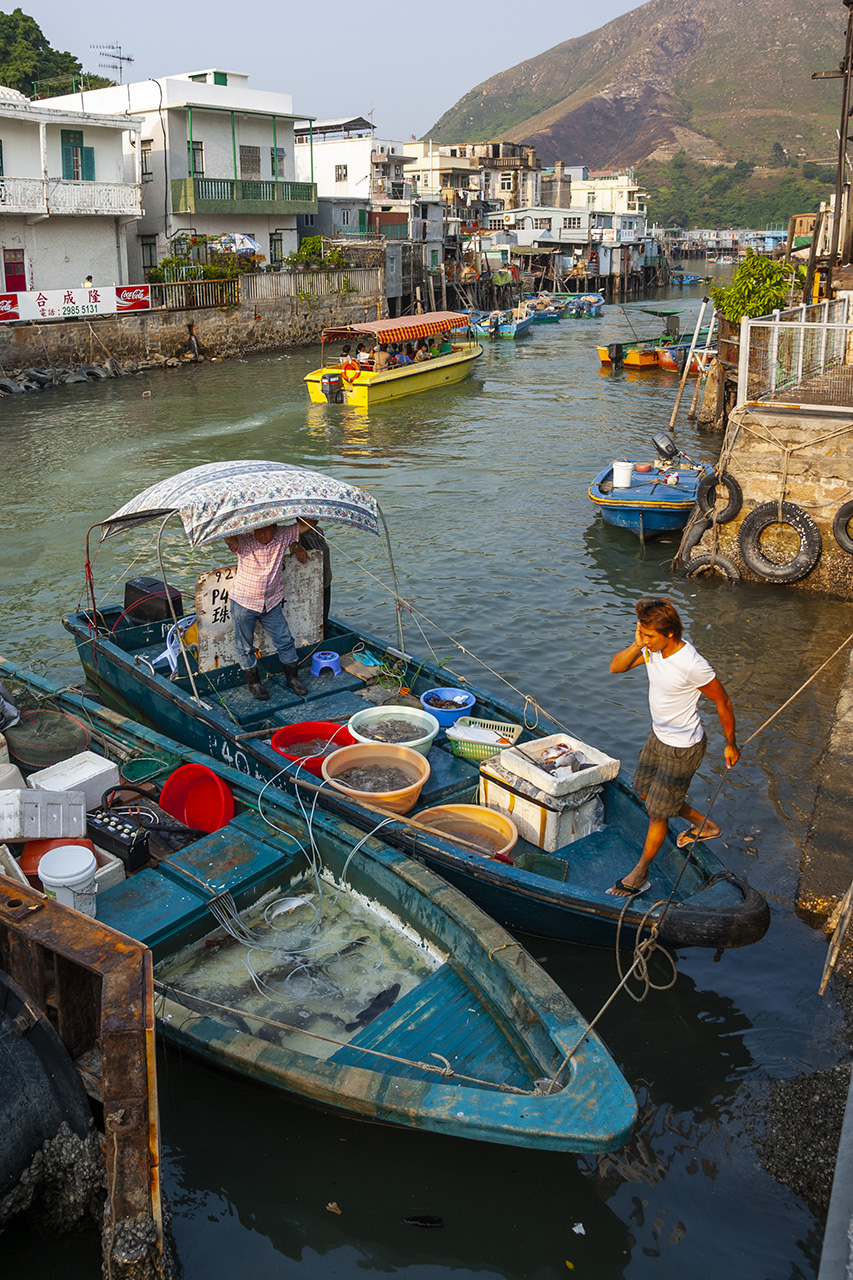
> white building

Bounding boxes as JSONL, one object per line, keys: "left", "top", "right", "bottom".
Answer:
{"left": 0, "top": 85, "right": 143, "bottom": 292}
{"left": 48, "top": 69, "right": 317, "bottom": 282}
{"left": 404, "top": 140, "right": 542, "bottom": 219}
{"left": 566, "top": 167, "right": 648, "bottom": 217}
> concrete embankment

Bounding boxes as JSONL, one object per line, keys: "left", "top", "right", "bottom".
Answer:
{"left": 0, "top": 290, "right": 385, "bottom": 371}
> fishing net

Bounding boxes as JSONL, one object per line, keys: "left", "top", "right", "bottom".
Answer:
{"left": 6, "top": 709, "right": 89, "bottom": 769}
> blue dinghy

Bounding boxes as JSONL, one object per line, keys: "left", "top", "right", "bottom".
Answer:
{"left": 589, "top": 433, "right": 711, "bottom": 539}
{"left": 59, "top": 460, "right": 768, "bottom": 954}
{"left": 0, "top": 660, "right": 637, "bottom": 1153}
{"left": 469, "top": 309, "right": 535, "bottom": 339}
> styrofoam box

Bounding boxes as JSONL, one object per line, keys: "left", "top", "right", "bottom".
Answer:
{"left": 0, "top": 789, "right": 87, "bottom": 842}
{"left": 28, "top": 751, "right": 120, "bottom": 812}
{"left": 479, "top": 760, "right": 602, "bottom": 853}
{"left": 498, "top": 732, "right": 620, "bottom": 798}
{"left": 92, "top": 845, "right": 126, "bottom": 892}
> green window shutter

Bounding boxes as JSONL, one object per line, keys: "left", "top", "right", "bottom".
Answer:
{"left": 213, "top": 72, "right": 227, "bottom": 86}
{"left": 61, "top": 130, "right": 83, "bottom": 180}
{"left": 81, "top": 147, "right": 95, "bottom": 182}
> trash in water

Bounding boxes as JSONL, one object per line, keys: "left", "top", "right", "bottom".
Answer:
{"left": 404, "top": 1215, "right": 444, "bottom": 1228}
{"left": 572, "top": 1223, "right": 585, "bottom": 1235}
{"left": 358, "top": 717, "right": 423, "bottom": 744}
{"left": 334, "top": 765, "right": 415, "bottom": 792}
{"left": 326, "top": 1202, "right": 342, "bottom": 1215}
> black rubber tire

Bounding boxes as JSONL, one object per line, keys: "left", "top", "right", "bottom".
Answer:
{"left": 832, "top": 500, "right": 853, "bottom": 555}
{"left": 737, "top": 501, "right": 822, "bottom": 583}
{"left": 681, "top": 551, "right": 741, "bottom": 582}
{"left": 678, "top": 515, "right": 711, "bottom": 565}
{"left": 0, "top": 377, "right": 23, "bottom": 393}
{"left": 696, "top": 471, "right": 743, "bottom": 524}
{"left": 81, "top": 364, "right": 109, "bottom": 380}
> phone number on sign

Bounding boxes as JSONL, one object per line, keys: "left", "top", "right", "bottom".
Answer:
{"left": 57, "top": 303, "right": 102, "bottom": 317}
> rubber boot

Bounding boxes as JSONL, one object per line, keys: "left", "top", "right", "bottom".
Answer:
{"left": 282, "top": 663, "right": 308, "bottom": 697}
{"left": 245, "top": 667, "right": 269, "bottom": 701}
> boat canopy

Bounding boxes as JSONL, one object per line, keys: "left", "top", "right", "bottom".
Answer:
{"left": 320, "top": 311, "right": 469, "bottom": 345}
{"left": 100, "top": 459, "right": 380, "bottom": 547}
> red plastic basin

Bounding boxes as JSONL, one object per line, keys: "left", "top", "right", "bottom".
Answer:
{"left": 20, "top": 837, "right": 96, "bottom": 890}
{"left": 158, "top": 763, "right": 235, "bottom": 832}
{"left": 270, "top": 721, "right": 355, "bottom": 777}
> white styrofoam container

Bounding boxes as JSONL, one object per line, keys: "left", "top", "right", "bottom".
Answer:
{"left": 478, "top": 763, "right": 603, "bottom": 853}
{"left": 498, "top": 732, "right": 619, "bottom": 798}
{"left": 92, "top": 845, "right": 126, "bottom": 892}
{"left": 0, "top": 789, "right": 87, "bottom": 842}
{"left": 28, "top": 751, "right": 120, "bottom": 812}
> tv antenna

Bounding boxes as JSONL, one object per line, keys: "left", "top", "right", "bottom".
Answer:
{"left": 90, "top": 43, "right": 134, "bottom": 83}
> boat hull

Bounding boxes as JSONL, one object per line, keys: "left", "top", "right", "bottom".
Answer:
{"left": 656, "top": 346, "right": 716, "bottom": 374}
{"left": 597, "top": 344, "right": 660, "bottom": 369}
{"left": 305, "top": 343, "right": 481, "bottom": 406}
{"left": 588, "top": 462, "right": 712, "bottom": 538}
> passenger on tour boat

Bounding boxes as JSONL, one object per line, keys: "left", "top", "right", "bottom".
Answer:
{"left": 395, "top": 344, "right": 413, "bottom": 366}
{"left": 373, "top": 344, "right": 393, "bottom": 371}
{"left": 414, "top": 342, "right": 430, "bottom": 363}
{"left": 439, "top": 332, "right": 452, "bottom": 354}
{"left": 223, "top": 523, "right": 310, "bottom": 702}
{"left": 355, "top": 342, "right": 372, "bottom": 366}
{"left": 607, "top": 597, "right": 738, "bottom": 898}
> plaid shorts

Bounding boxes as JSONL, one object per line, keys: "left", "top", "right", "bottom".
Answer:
{"left": 633, "top": 731, "right": 707, "bottom": 819}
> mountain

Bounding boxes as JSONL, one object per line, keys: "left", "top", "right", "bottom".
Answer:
{"left": 426, "top": 0, "right": 844, "bottom": 170}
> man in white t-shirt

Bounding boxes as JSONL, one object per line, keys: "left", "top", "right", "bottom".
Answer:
{"left": 607, "top": 597, "right": 739, "bottom": 897}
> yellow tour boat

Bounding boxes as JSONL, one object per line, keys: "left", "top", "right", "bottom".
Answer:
{"left": 305, "top": 312, "right": 482, "bottom": 407}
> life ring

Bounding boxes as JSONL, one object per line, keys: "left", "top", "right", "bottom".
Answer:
{"left": 677, "top": 516, "right": 712, "bottom": 567}
{"left": 341, "top": 361, "right": 360, "bottom": 383}
{"left": 696, "top": 471, "right": 743, "bottom": 524}
{"left": 737, "top": 501, "right": 822, "bottom": 583}
{"left": 681, "top": 551, "right": 740, "bottom": 582}
{"left": 832, "top": 499, "right": 853, "bottom": 555}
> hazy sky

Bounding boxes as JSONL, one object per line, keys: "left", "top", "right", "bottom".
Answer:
{"left": 29, "top": 0, "right": 641, "bottom": 138}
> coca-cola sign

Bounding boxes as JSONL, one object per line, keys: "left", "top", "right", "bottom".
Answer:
{"left": 0, "top": 294, "right": 19, "bottom": 320}
{"left": 116, "top": 285, "right": 151, "bottom": 312}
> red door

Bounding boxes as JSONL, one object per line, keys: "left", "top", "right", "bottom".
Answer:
{"left": 3, "top": 250, "right": 27, "bottom": 292}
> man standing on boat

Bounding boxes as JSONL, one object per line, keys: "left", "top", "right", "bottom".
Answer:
{"left": 224, "top": 523, "right": 310, "bottom": 701}
{"left": 607, "top": 597, "right": 739, "bottom": 897}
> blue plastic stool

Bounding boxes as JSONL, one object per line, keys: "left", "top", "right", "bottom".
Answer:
{"left": 311, "top": 650, "right": 342, "bottom": 678}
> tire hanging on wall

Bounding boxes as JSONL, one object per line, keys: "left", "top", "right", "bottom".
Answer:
{"left": 675, "top": 515, "right": 711, "bottom": 574}
{"left": 737, "top": 501, "right": 822, "bottom": 583}
{"left": 696, "top": 471, "right": 743, "bottom": 524}
{"left": 832, "top": 500, "right": 853, "bottom": 555}
{"left": 681, "top": 551, "right": 741, "bottom": 582}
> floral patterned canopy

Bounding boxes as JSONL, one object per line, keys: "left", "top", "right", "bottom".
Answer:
{"left": 100, "top": 460, "right": 380, "bottom": 547}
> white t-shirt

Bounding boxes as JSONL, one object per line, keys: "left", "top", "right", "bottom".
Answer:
{"left": 643, "top": 640, "right": 716, "bottom": 747}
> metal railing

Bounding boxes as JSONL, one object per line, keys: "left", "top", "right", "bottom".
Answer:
{"left": 736, "top": 299, "right": 853, "bottom": 408}
{"left": 240, "top": 267, "right": 382, "bottom": 300}
{"left": 151, "top": 278, "right": 240, "bottom": 310}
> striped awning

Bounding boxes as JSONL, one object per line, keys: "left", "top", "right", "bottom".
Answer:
{"left": 321, "top": 311, "right": 469, "bottom": 345}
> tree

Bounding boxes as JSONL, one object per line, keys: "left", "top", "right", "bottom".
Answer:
{"left": 0, "top": 8, "right": 110, "bottom": 97}
{"left": 710, "top": 250, "right": 803, "bottom": 322}
{"left": 771, "top": 142, "right": 788, "bottom": 167}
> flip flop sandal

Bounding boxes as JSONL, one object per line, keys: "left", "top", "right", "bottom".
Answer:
{"left": 607, "top": 877, "right": 651, "bottom": 897}
{"left": 677, "top": 827, "right": 722, "bottom": 848}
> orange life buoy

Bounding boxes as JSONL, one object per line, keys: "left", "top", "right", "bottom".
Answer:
{"left": 341, "top": 360, "right": 360, "bottom": 383}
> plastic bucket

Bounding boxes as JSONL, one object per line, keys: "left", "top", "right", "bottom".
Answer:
{"left": 38, "top": 844, "right": 97, "bottom": 916}
{"left": 0, "top": 762, "right": 26, "bottom": 791}
{"left": 158, "top": 764, "right": 235, "bottom": 832}
{"left": 321, "top": 744, "right": 430, "bottom": 815}
{"left": 612, "top": 460, "right": 633, "bottom": 488}
{"left": 270, "top": 721, "right": 356, "bottom": 777}
{"left": 415, "top": 804, "right": 518, "bottom": 859}
{"left": 418, "top": 688, "right": 476, "bottom": 728}
{"left": 347, "top": 706, "right": 440, "bottom": 757}
{"left": 20, "top": 837, "right": 96, "bottom": 890}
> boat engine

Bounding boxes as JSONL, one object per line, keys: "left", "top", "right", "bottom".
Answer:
{"left": 607, "top": 343, "right": 624, "bottom": 367}
{"left": 320, "top": 372, "right": 344, "bottom": 404}
{"left": 652, "top": 432, "right": 680, "bottom": 464}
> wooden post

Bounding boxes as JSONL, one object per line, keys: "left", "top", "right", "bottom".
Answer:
{"left": 440, "top": 264, "right": 447, "bottom": 310}
{"left": 668, "top": 296, "right": 708, "bottom": 432}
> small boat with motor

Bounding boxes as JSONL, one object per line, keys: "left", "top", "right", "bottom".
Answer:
{"left": 58, "top": 459, "right": 769, "bottom": 955}
{"left": 564, "top": 293, "right": 605, "bottom": 318}
{"left": 656, "top": 343, "right": 716, "bottom": 374}
{"left": 304, "top": 312, "right": 481, "bottom": 407}
{"left": 0, "top": 661, "right": 637, "bottom": 1153}
{"left": 524, "top": 293, "right": 565, "bottom": 323}
{"left": 469, "top": 307, "right": 535, "bottom": 339}
{"left": 589, "top": 433, "right": 712, "bottom": 538}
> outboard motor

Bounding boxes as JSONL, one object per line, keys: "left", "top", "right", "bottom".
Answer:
{"left": 320, "top": 372, "right": 344, "bottom": 404}
{"left": 652, "top": 432, "right": 680, "bottom": 464}
{"left": 489, "top": 312, "right": 501, "bottom": 338}
{"left": 674, "top": 346, "right": 689, "bottom": 374}
{"left": 607, "top": 342, "right": 624, "bottom": 367}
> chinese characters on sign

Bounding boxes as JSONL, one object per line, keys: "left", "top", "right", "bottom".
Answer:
{"left": 0, "top": 285, "right": 151, "bottom": 323}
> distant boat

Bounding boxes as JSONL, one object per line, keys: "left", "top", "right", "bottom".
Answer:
{"left": 469, "top": 308, "right": 535, "bottom": 339}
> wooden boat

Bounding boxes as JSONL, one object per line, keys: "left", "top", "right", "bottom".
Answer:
{"left": 597, "top": 341, "right": 661, "bottom": 369}
{"left": 1, "top": 659, "right": 637, "bottom": 1153}
{"left": 656, "top": 344, "right": 716, "bottom": 374}
{"left": 469, "top": 309, "right": 535, "bottom": 339}
{"left": 59, "top": 461, "right": 769, "bottom": 955}
{"left": 304, "top": 312, "right": 481, "bottom": 407}
{"left": 589, "top": 458, "right": 712, "bottom": 537}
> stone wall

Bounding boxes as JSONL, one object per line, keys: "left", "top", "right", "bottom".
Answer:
{"left": 0, "top": 291, "right": 386, "bottom": 368}
{"left": 697, "top": 403, "right": 853, "bottom": 595}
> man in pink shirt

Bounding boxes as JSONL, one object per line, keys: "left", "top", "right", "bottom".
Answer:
{"left": 224, "top": 522, "right": 309, "bottom": 700}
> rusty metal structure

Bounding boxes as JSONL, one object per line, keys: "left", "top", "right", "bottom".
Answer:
{"left": 0, "top": 876, "right": 164, "bottom": 1279}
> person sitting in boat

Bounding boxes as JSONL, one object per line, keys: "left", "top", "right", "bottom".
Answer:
{"left": 427, "top": 338, "right": 440, "bottom": 358}
{"left": 339, "top": 344, "right": 359, "bottom": 377}
{"left": 223, "top": 523, "right": 310, "bottom": 701}
{"left": 414, "top": 342, "right": 430, "bottom": 363}
{"left": 373, "top": 344, "right": 393, "bottom": 372}
{"left": 356, "top": 342, "right": 372, "bottom": 367}
{"left": 607, "top": 597, "right": 739, "bottom": 898}
{"left": 438, "top": 332, "right": 453, "bottom": 354}
{"left": 395, "top": 344, "right": 413, "bottom": 366}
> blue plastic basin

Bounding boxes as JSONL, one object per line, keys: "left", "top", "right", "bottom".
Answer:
{"left": 419, "top": 687, "right": 475, "bottom": 727}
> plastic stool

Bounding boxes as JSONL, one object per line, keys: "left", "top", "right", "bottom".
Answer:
{"left": 311, "top": 650, "right": 342, "bottom": 678}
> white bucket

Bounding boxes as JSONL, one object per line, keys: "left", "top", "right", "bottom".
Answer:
{"left": 38, "top": 844, "right": 98, "bottom": 917}
{"left": 0, "top": 762, "right": 26, "bottom": 791}
{"left": 612, "top": 460, "right": 633, "bottom": 488}
{"left": 0, "top": 732, "right": 8, "bottom": 765}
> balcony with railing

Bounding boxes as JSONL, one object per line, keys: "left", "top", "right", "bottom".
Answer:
{"left": 0, "top": 175, "right": 142, "bottom": 216}
{"left": 171, "top": 177, "right": 318, "bottom": 216}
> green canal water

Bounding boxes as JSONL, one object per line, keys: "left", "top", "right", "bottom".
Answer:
{"left": 1, "top": 282, "right": 851, "bottom": 1278}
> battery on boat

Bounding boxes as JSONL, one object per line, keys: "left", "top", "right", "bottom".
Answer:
{"left": 124, "top": 577, "right": 183, "bottom": 624}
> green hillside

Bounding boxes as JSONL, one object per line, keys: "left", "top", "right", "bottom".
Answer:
{"left": 639, "top": 154, "right": 836, "bottom": 228}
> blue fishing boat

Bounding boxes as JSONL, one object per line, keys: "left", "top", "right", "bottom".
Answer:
{"left": 564, "top": 294, "right": 605, "bottom": 318}
{"left": 1, "top": 659, "right": 637, "bottom": 1153}
{"left": 59, "top": 460, "right": 768, "bottom": 953}
{"left": 469, "top": 309, "right": 535, "bottom": 339}
{"left": 589, "top": 435, "right": 712, "bottom": 538}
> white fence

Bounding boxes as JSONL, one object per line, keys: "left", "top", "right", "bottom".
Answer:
{"left": 736, "top": 298, "right": 853, "bottom": 408}
{"left": 0, "top": 176, "right": 141, "bottom": 217}
{"left": 240, "top": 267, "right": 382, "bottom": 301}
